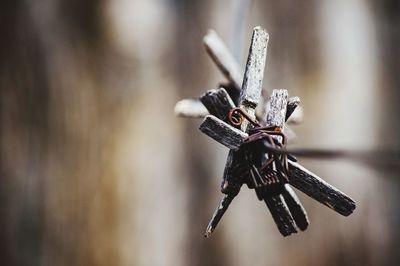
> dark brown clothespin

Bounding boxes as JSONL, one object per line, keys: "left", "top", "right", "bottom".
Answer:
{"left": 175, "top": 26, "right": 356, "bottom": 238}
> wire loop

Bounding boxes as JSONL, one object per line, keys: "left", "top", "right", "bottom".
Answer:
{"left": 227, "top": 107, "right": 291, "bottom": 187}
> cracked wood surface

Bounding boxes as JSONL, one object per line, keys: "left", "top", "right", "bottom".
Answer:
{"left": 204, "top": 27, "right": 269, "bottom": 237}
{"left": 239, "top": 26, "right": 269, "bottom": 126}
{"left": 194, "top": 27, "right": 355, "bottom": 238}
{"left": 264, "top": 89, "right": 309, "bottom": 235}
{"left": 200, "top": 88, "right": 235, "bottom": 123}
{"left": 288, "top": 161, "right": 356, "bottom": 216}
{"left": 199, "top": 92, "right": 356, "bottom": 217}
{"left": 199, "top": 115, "right": 246, "bottom": 150}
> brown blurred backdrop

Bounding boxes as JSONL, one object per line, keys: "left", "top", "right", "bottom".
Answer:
{"left": 1, "top": 0, "right": 400, "bottom": 265}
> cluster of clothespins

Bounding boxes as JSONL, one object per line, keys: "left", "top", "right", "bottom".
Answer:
{"left": 175, "top": 26, "right": 355, "bottom": 237}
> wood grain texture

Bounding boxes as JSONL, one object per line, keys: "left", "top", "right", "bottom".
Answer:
{"left": 282, "top": 184, "right": 309, "bottom": 231}
{"left": 231, "top": 29, "right": 299, "bottom": 236}
{"left": 240, "top": 27, "right": 269, "bottom": 111}
{"left": 203, "top": 30, "right": 243, "bottom": 91}
{"left": 262, "top": 89, "right": 302, "bottom": 235}
{"left": 266, "top": 89, "right": 288, "bottom": 128}
{"left": 264, "top": 196, "right": 297, "bottom": 236}
{"left": 204, "top": 27, "right": 269, "bottom": 237}
{"left": 288, "top": 161, "right": 356, "bottom": 216}
{"left": 199, "top": 115, "right": 247, "bottom": 150}
{"left": 198, "top": 112, "right": 356, "bottom": 217}
{"left": 200, "top": 88, "right": 236, "bottom": 122}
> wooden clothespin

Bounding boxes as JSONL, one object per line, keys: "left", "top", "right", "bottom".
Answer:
{"left": 175, "top": 26, "right": 356, "bottom": 238}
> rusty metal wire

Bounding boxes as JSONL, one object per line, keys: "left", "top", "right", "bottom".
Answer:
{"left": 227, "top": 107, "right": 291, "bottom": 190}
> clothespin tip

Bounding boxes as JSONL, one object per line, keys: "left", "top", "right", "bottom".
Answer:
{"left": 204, "top": 226, "right": 214, "bottom": 238}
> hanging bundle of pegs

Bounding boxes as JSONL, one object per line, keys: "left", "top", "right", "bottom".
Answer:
{"left": 174, "top": 26, "right": 356, "bottom": 237}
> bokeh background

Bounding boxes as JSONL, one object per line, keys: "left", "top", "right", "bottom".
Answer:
{"left": 1, "top": 0, "right": 400, "bottom": 265}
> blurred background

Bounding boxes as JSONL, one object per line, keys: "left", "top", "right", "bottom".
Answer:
{"left": 1, "top": 0, "right": 400, "bottom": 265}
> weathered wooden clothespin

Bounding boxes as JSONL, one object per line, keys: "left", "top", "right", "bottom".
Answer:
{"left": 175, "top": 26, "right": 356, "bottom": 237}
